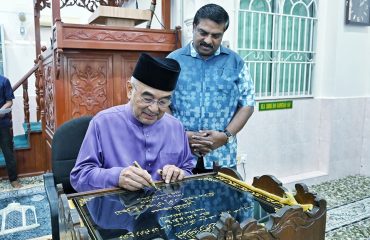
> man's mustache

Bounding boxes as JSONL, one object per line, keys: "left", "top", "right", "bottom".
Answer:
{"left": 144, "top": 109, "right": 159, "bottom": 116}
{"left": 200, "top": 41, "right": 213, "bottom": 49}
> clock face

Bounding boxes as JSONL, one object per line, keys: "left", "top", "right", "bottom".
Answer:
{"left": 348, "top": 0, "right": 370, "bottom": 24}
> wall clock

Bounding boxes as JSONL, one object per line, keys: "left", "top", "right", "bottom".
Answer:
{"left": 345, "top": 0, "right": 370, "bottom": 26}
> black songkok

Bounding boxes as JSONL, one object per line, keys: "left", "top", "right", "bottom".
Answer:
{"left": 133, "top": 53, "right": 181, "bottom": 91}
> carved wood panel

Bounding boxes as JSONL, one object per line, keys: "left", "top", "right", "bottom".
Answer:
{"left": 65, "top": 54, "right": 113, "bottom": 118}
{"left": 64, "top": 29, "right": 169, "bottom": 43}
{"left": 120, "top": 55, "right": 137, "bottom": 104}
{"left": 44, "top": 62, "right": 55, "bottom": 133}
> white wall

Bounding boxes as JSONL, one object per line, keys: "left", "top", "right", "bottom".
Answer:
{"left": 315, "top": 0, "right": 370, "bottom": 98}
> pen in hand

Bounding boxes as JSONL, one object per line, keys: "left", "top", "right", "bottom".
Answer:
{"left": 133, "top": 161, "right": 158, "bottom": 189}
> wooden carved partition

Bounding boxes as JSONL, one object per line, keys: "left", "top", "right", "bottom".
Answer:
{"left": 196, "top": 175, "right": 327, "bottom": 240}
{"left": 39, "top": 20, "right": 181, "bottom": 169}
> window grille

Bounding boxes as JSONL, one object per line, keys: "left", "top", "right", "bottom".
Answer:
{"left": 237, "top": 0, "right": 318, "bottom": 99}
{"left": 0, "top": 25, "right": 5, "bottom": 76}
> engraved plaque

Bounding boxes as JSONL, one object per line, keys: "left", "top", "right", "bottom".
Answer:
{"left": 72, "top": 175, "right": 279, "bottom": 240}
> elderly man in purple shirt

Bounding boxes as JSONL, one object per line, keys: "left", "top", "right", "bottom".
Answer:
{"left": 70, "top": 53, "right": 195, "bottom": 192}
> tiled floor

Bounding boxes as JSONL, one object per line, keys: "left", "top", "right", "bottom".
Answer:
{"left": 0, "top": 175, "right": 44, "bottom": 192}
{"left": 310, "top": 175, "right": 370, "bottom": 239}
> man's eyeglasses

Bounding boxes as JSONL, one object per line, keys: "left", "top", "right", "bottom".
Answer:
{"left": 132, "top": 82, "right": 171, "bottom": 108}
{"left": 140, "top": 96, "right": 171, "bottom": 108}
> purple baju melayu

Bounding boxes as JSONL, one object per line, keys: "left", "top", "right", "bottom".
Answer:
{"left": 70, "top": 103, "right": 195, "bottom": 192}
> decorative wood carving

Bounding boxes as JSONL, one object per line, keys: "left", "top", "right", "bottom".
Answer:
{"left": 61, "top": 0, "right": 125, "bottom": 12}
{"left": 35, "top": 46, "right": 47, "bottom": 123}
{"left": 44, "top": 63, "right": 55, "bottom": 133}
{"left": 64, "top": 29, "right": 168, "bottom": 43}
{"left": 196, "top": 175, "right": 327, "bottom": 240}
{"left": 294, "top": 183, "right": 317, "bottom": 205}
{"left": 35, "top": 0, "right": 50, "bottom": 11}
{"left": 36, "top": 0, "right": 125, "bottom": 12}
{"left": 37, "top": 48, "right": 47, "bottom": 130}
{"left": 35, "top": 61, "right": 41, "bottom": 122}
{"left": 55, "top": 49, "right": 63, "bottom": 79}
{"left": 120, "top": 57, "right": 137, "bottom": 102}
{"left": 267, "top": 206, "right": 314, "bottom": 239}
{"left": 252, "top": 175, "right": 288, "bottom": 198}
{"left": 22, "top": 79, "right": 30, "bottom": 133}
{"left": 70, "top": 63, "right": 108, "bottom": 117}
{"left": 55, "top": 22, "right": 180, "bottom": 51}
{"left": 196, "top": 212, "right": 273, "bottom": 240}
{"left": 240, "top": 218, "right": 273, "bottom": 239}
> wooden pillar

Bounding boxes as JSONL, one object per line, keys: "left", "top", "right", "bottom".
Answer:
{"left": 34, "top": 1, "right": 41, "bottom": 60}
{"left": 34, "top": 0, "right": 41, "bottom": 122}
{"left": 162, "top": 0, "right": 171, "bottom": 29}
{"left": 51, "top": 0, "right": 61, "bottom": 24}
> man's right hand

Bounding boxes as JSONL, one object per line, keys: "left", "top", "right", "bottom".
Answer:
{"left": 118, "top": 166, "right": 154, "bottom": 191}
{"left": 186, "top": 131, "right": 213, "bottom": 156}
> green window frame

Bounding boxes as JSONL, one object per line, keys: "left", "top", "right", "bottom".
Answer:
{"left": 238, "top": 0, "right": 318, "bottom": 99}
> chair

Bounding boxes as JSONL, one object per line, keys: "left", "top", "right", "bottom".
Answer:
{"left": 43, "top": 116, "right": 93, "bottom": 240}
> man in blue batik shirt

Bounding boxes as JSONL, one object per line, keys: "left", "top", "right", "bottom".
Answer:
{"left": 168, "top": 4, "right": 255, "bottom": 173}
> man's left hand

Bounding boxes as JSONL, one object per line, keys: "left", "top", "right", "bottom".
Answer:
{"left": 160, "top": 165, "right": 185, "bottom": 184}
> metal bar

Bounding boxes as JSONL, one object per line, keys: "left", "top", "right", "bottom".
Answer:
{"left": 287, "top": 63, "right": 292, "bottom": 96}
{"left": 243, "top": 11, "right": 247, "bottom": 49}
{"left": 303, "top": 61, "right": 308, "bottom": 95}
{"left": 282, "top": 58, "right": 287, "bottom": 97}
{"left": 293, "top": 62, "right": 297, "bottom": 96}
{"left": 298, "top": 62, "right": 302, "bottom": 95}
{"left": 291, "top": 16, "right": 295, "bottom": 51}
{"left": 257, "top": 12, "right": 261, "bottom": 49}
{"left": 270, "top": 12, "right": 277, "bottom": 97}
{"left": 308, "top": 62, "right": 312, "bottom": 94}
{"left": 297, "top": 18, "right": 302, "bottom": 51}
{"left": 284, "top": 16, "right": 288, "bottom": 51}
{"left": 250, "top": 12, "right": 254, "bottom": 50}
{"left": 310, "top": 18, "right": 314, "bottom": 51}
{"left": 304, "top": 18, "right": 308, "bottom": 51}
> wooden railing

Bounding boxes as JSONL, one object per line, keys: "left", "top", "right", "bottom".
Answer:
{"left": 12, "top": 64, "right": 39, "bottom": 136}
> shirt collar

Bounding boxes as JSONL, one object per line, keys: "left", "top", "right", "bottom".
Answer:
{"left": 190, "top": 41, "right": 221, "bottom": 58}
{"left": 126, "top": 103, "right": 143, "bottom": 127}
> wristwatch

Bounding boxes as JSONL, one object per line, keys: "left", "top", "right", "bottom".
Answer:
{"left": 222, "top": 129, "right": 234, "bottom": 143}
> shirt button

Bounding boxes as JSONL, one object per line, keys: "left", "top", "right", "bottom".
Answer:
{"left": 148, "top": 163, "right": 151, "bottom": 166}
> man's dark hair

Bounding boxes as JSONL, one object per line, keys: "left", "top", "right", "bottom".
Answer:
{"left": 193, "top": 4, "right": 229, "bottom": 31}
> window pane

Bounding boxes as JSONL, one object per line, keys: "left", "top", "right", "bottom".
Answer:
{"left": 238, "top": 0, "right": 317, "bottom": 99}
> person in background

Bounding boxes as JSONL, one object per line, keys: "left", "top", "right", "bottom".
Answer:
{"left": 0, "top": 74, "right": 22, "bottom": 188}
{"left": 71, "top": 53, "right": 195, "bottom": 192}
{"left": 167, "top": 4, "right": 255, "bottom": 173}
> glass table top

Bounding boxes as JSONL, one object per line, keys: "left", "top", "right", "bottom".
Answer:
{"left": 71, "top": 174, "right": 280, "bottom": 240}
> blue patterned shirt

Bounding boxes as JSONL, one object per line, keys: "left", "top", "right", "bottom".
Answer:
{"left": 0, "top": 75, "right": 15, "bottom": 128}
{"left": 168, "top": 43, "right": 255, "bottom": 169}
